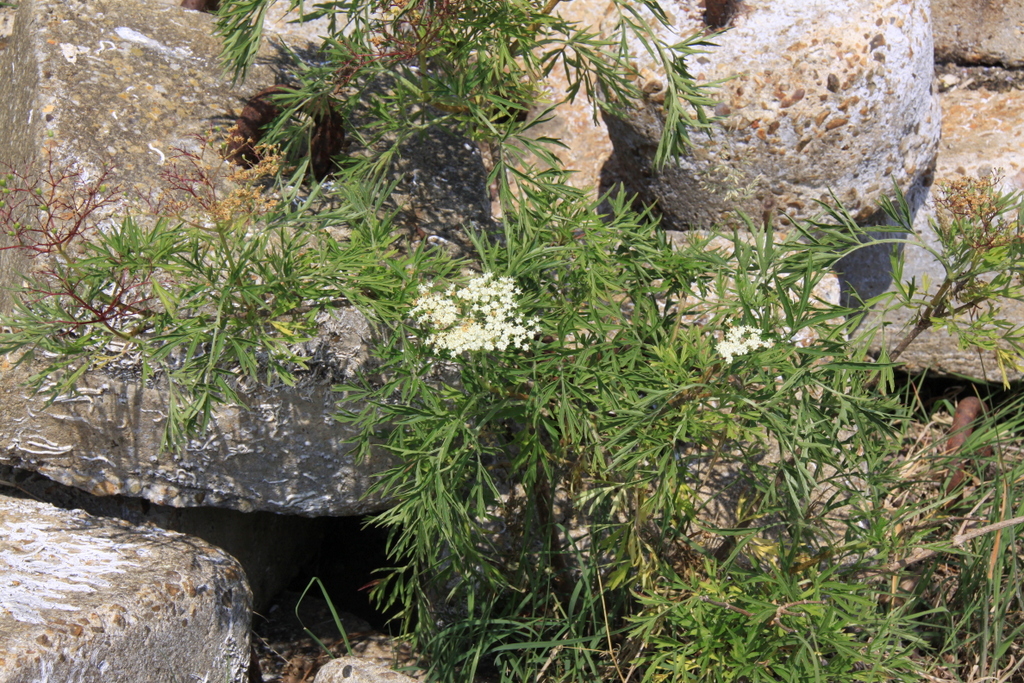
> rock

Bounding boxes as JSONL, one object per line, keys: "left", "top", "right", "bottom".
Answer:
{"left": 0, "top": 493, "right": 252, "bottom": 683}
{"left": 937, "top": 87, "right": 1024, "bottom": 185}
{"left": 159, "top": 0, "right": 336, "bottom": 50}
{"left": 314, "top": 657, "right": 417, "bottom": 683}
{"left": 594, "top": 0, "right": 940, "bottom": 229}
{"left": 1, "top": 465, "right": 327, "bottom": 612}
{"left": 521, "top": 0, "right": 617, "bottom": 197}
{"left": 0, "top": 0, "right": 398, "bottom": 516}
{"left": 933, "top": 0, "right": 1024, "bottom": 67}
{"left": 0, "top": 309, "right": 393, "bottom": 516}
{"left": 847, "top": 84, "right": 1024, "bottom": 382}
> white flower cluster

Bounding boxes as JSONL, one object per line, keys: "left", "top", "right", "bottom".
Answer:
{"left": 716, "top": 325, "right": 772, "bottom": 363}
{"left": 411, "top": 273, "right": 540, "bottom": 355}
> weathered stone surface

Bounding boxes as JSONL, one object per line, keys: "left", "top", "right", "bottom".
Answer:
{"left": 595, "top": 0, "right": 940, "bottom": 229}
{"left": 937, "top": 86, "right": 1024, "bottom": 185}
{"left": 314, "top": 657, "right": 417, "bottom": 683}
{"left": 848, "top": 84, "right": 1024, "bottom": 382}
{"left": 1, "top": 465, "right": 327, "bottom": 612}
{"left": 933, "top": 0, "right": 1024, "bottom": 67}
{"left": 0, "top": 0, "right": 275, "bottom": 225}
{"left": 522, "top": 0, "right": 616, "bottom": 197}
{"left": 0, "top": 309, "right": 392, "bottom": 516}
{"left": 1, "top": 0, "right": 264, "bottom": 313}
{"left": 0, "top": 493, "right": 252, "bottom": 683}
{"left": 0, "top": 0, "right": 399, "bottom": 516}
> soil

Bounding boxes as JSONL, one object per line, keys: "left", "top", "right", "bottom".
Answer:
{"left": 252, "top": 589, "right": 419, "bottom": 683}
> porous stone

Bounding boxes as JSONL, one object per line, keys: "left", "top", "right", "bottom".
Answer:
{"left": 0, "top": 0, "right": 400, "bottom": 516}
{"left": 937, "top": 87, "right": 1024, "bottom": 186}
{"left": 933, "top": 0, "right": 1024, "bottom": 67}
{"left": 597, "top": 0, "right": 940, "bottom": 229}
{"left": 0, "top": 0, "right": 271, "bottom": 313}
{"left": 523, "top": 0, "right": 617, "bottom": 197}
{"left": 314, "top": 657, "right": 417, "bottom": 683}
{"left": 0, "top": 493, "right": 252, "bottom": 683}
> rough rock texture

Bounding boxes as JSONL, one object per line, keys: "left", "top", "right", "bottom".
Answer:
{"left": 0, "top": 0, "right": 276, "bottom": 251}
{"left": 933, "top": 0, "right": 1024, "bottom": 67}
{"left": 524, "top": 0, "right": 617, "bottom": 196}
{"left": 314, "top": 657, "right": 417, "bottom": 683}
{"left": 0, "top": 0, "right": 399, "bottom": 516}
{"left": 0, "top": 493, "right": 252, "bottom": 683}
{"left": 937, "top": 86, "right": 1024, "bottom": 186}
{"left": 847, "top": 80, "right": 1024, "bottom": 381}
{"left": 597, "top": 0, "right": 940, "bottom": 229}
{"left": 1, "top": 465, "right": 326, "bottom": 612}
{"left": 0, "top": 309, "right": 392, "bottom": 516}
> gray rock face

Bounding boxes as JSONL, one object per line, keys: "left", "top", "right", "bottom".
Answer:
{"left": 0, "top": 310, "right": 392, "bottom": 517}
{"left": 598, "top": 0, "right": 940, "bottom": 229}
{"left": 0, "top": 0, "right": 396, "bottom": 516}
{"left": 0, "top": 465, "right": 328, "bottom": 612}
{"left": 933, "top": 0, "right": 1024, "bottom": 67}
{"left": 314, "top": 657, "right": 417, "bottom": 683}
{"left": 0, "top": 493, "right": 252, "bottom": 683}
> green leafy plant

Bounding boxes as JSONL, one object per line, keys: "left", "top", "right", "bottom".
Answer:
{"left": 215, "top": 0, "right": 715, "bottom": 185}
{"left": 3, "top": 2, "right": 1024, "bottom": 682}
{"left": 0, "top": 144, "right": 407, "bottom": 447}
{"left": 879, "top": 174, "right": 1024, "bottom": 384}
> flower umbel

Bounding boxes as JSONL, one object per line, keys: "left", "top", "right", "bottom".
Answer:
{"left": 717, "top": 325, "right": 772, "bottom": 363}
{"left": 411, "top": 273, "right": 540, "bottom": 355}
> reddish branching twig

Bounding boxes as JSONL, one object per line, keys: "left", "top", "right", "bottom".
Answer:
{"left": 0, "top": 154, "right": 122, "bottom": 255}
{"left": 26, "top": 270, "right": 154, "bottom": 339}
{"left": 0, "top": 154, "right": 155, "bottom": 339}
{"left": 144, "top": 137, "right": 223, "bottom": 218}
{"left": 329, "top": 0, "right": 467, "bottom": 89}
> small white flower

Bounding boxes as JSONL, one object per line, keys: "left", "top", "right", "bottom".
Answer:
{"left": 411, "top": 273, "right": 540, "bottom": 355}
{"left": 716, "top": 325, "right": 772, "bottom": 363}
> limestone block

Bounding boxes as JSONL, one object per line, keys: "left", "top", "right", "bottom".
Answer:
{"left": 933, "top": 0, "right": 1024, "bottom": 67}
{"left": 523, "top": 0, "right": 617, "bottom": 196}
{"left": 0, "top": 0, "right": 268, "bottom": 355}
{"left": 0, "top": 493, "right": 252, "bottom": 683}
{"left": 0, "top": 311, "right": 394, "bottom": 516}
{"left": 1, "top": 465, "right": 327, "bottom": 612}
{"left": 314, "top": 657, "right": 417, "bottom": 683}
{"left": 155, "top": 0, "right": 335, "bottom": 49}
{"left": 937, "top": 87, "right": 1024, "bottom": 186}
{"left": 0, "top": 0, "right": 397, "bottom": 516}
{"left": 0, "top": 0, "right": 277, "bottom": 228}
{"left": 597, "top": 0, "right": 940, "bottom": 229}
{"left": 848, "top": 86, "right": 1024, "bottom": 381}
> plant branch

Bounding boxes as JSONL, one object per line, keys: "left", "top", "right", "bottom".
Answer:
{"left": 889, "top": 277, "right": 954, "bottom": 365}
{"left": 859, "top": 514, "right": 1024, "bottom": 576}
{"left": 699, "top": 596, "right": 827, "bottom": 634}
{"left": 698, "top": 595, "right": 754, "bottom": 618}
{"left": 866, "top": 276, "right": 961, "bottom": 391}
